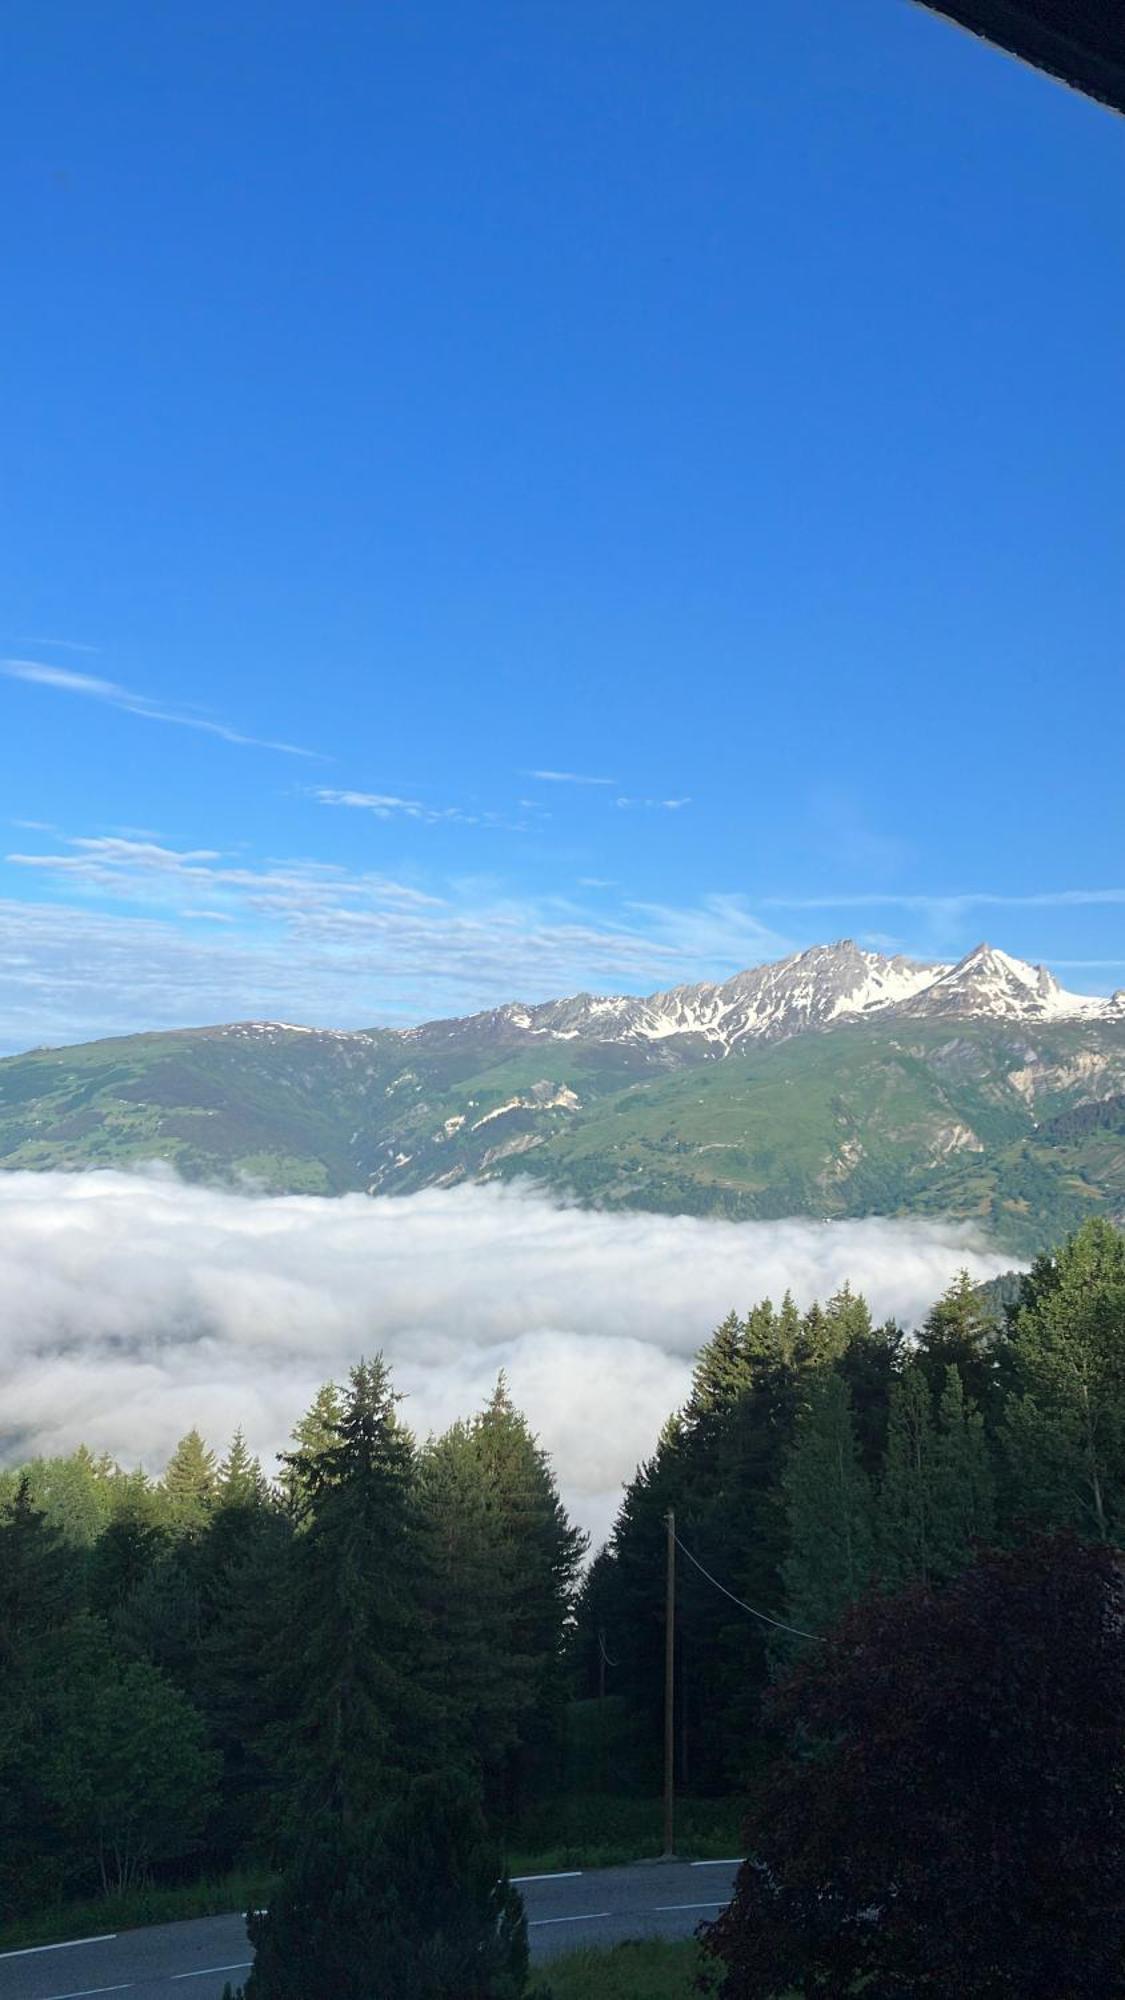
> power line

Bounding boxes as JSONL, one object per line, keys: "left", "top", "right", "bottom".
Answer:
{"left": 597, "top": 1628, "right": 619, "bottom": 1670}
{"left": 673, "top": 1531, "right": 821, "bottom": 1642}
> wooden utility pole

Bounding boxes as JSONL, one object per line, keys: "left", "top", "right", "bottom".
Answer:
{"left": 597, "top": 1629, "right": 608, "bottom": 1793}
{"left": 662, "top": 1507, "right": 676, "bottom": 1858}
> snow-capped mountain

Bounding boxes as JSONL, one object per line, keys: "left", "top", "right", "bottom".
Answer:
{"left": 406, "top": 940, "right": 1125, "bottom": 1056}
{"left": 7, "top": 939, "right": 1125, "bottom": 1245}
{"left": 899, "top": 944, "right": 1119, "bottom": 1024}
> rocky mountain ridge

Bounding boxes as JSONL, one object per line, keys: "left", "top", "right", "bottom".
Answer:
{"left": 4, "top": 941, "right": 1125, "bottom": 1256}
{"left": 221, "top": 939, "right": 1125, "bottom": 1057}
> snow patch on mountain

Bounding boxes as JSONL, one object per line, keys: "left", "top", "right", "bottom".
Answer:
{"left": 221, "top": 942, "right": 1125, "bottom": 1058}
{"left": 511, "top": 941, "right": 1122, "bottom": 1048}
{"left": 901, "top": 944, "right": 1112, "bottom": 1024}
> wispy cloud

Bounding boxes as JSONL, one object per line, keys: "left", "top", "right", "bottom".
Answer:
{"left": 6, "top": 835, "right": 444, "bottom": 916}
{"left": 12, "top": 636, "right": 102, "bottom": 654}
{"left": 0, "top": 835, "right": 791, "bottom": 1050}
{"left": 625, "top": 892, "right": 786, "bottom": 971}
{"left": 616, "top": 796, "right": 691, "bottom": 811}
{"left": 763, "top": 888, "right": 1125, "bottom": 914}
{"left": 2, "top": 658, "right": 321, "bottom": 760}
{"left": 525, "top": 769, "right": 617, "bottom": 786}
{"left": 313, "top": 787, "right": 501, "bottom": 828}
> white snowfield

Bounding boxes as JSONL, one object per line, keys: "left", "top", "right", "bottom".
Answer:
{"left": 219, "top": 940, "right": 1125, "bottom": 1054}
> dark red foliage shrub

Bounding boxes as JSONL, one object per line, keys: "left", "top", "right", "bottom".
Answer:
{"left": 701, "top": 1536, "right": 1125, "bottom": 1998}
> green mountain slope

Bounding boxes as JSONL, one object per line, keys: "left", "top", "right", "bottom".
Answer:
{"left": 3, "top": 1014, "right": 1125, "bottom": 1254}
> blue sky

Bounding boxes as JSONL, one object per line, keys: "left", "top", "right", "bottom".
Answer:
{"left": 2, "top": 0, "right": 1123, "bottom": 1052}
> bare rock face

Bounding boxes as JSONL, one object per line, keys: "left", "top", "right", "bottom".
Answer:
{"left": 397, "top": 940, "right": 1117, "bottom": 1058}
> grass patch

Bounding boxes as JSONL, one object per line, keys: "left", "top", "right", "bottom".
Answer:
{"left": 0, "top": 1868, "right": 276, "bottom": 1954}
{"left": 542, "top": 1938, "right": 714, "bottom": 1997}
{"left": 506, "top": 1793, "right": 743, "bottom": 1875}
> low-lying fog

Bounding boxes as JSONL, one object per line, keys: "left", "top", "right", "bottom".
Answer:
{"left": 0, "top": 1170, "right": 1015, "bottom": 1543}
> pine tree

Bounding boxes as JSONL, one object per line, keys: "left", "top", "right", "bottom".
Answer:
{"left": 684, "top": 1311, "right": 749, "bottom": 1428}
{"left": 87, "top": 1510, "right": 168, "bottom": 1629}
{"left": 917, "top": 1269, "right": 1002, "bottom": 1421}
{"left": 929, "top": 1365, "right": 995, "bottom": 1581}
{"left": 278, "top": 1382, "right": 343, "bottom": 1521}
{"left": 216, "top": 1429, "right": 269, "bottom": 1509}
{"left": 160, "top": 1430, "right": 217, "bottom": 1535}
{"left": 0, "top": 1476, "right": 78, "bottom": 1658}
{"left": 1002, "top": 1218, "right": 1125, "bottom": 1541}
{"left": 418, "top": 1418, "right": 518, "bottom": 1801}
{"left": 779, "top": 1373, "right": 872, "bottom": 1649}
{"left": 836, "top": 1316, "right": 906, "bottom": 1474}
{"left": 878, "top": 1365, "right": 936, "bottom": 1587}
{"left": 464, "top": 1381, "right": 586, "bottom": 1813}
{"left": 239, "top": 1774, "right": 532, "bottom": 2000}
{"left": 193, "top": 1499, "right": 293, "bottom": 1862}
{"left": 276, "top": 1358, "right": 432, "bottom": 1836}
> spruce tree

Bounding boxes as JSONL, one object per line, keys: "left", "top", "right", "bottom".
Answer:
{"left": 1002, "top": 1218, "right": 1125, "bottom": 1541}
{"left": 917, "top": 1269, "right": 1002, "bottom": 1421}
{"left": 238, "top": 1774, "right": 533, "bottom": 2000}
{"left": 87, "top": 1510, "right": 168, "bottom": 1630}
{"left": 779, "top": 1373, "right": 872, "bottom": 1649}
{"left": 279, "top": 1381, "right": 343, "bottom": 1521}
{"left": 418, "top": 1418, "right": 524, "bottom": 1807}
{"left": 160, "top": 1430, "right": 217, "bottom": 1535}
{"left": 878, "top": 1364, "right": 936, "bottom": 1587}
{"left": 192, "top": 1475, "right": 292, "bottom": 1861}
{"left": 275, "top": 1358, "right": 432, "bottom": 1836}
{"left": 464, "top": 1381, "right": 586, "bottom": 1813}
{"left": 928, "top": 1365, "right": 995, "bottom": 1581}
{"left": 216, "top": 1429, "right": 269, "bottom": 1509}
{"left": 836, "top": 1316, "right": 905, "bottom": 1474}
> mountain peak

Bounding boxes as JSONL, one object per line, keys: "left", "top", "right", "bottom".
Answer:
{"left": 902, "top": 943, "right": 1100, "bottom": 1024}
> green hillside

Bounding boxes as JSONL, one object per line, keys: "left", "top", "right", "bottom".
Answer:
{"left": 3, "top": 1016, "right": 1125, "bottom": 1254}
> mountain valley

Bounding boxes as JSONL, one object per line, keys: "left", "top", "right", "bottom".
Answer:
{"left": 3, "top": 940, "right": 1125, "bottom": 1254}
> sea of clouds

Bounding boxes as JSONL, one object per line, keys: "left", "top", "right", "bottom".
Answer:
{"left": 0, "top": 1171, "right": 1017, "bottom": 1544}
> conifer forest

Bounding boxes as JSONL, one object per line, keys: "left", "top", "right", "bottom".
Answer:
{"left": 5, "top": 1218, "right": 1125, "bottom": 1993}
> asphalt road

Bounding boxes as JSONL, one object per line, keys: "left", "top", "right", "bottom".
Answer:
{"left": 0, "top": 1858, "right": 740, "bottom": 1999}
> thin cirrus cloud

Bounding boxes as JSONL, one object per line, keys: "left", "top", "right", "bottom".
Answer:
{"left": 2, "top": 658, "right": 321, "bottom": 760}
{"left": 762, "top": 888, "right": 1125, "bottom": 913}
{"left": 0, "top": 832, "right": 793, "bottom": 1051}
{"left": 314, "top": 787, "right": 496, "bottom": 828}
{"left": 525, "top": 769, "right": 618, "bottom": 786}
{"left": 616, "top": 796, "right": 691, "bottom": 811}
{"left": 12, "top": 635, "right": 102, "bottom": 655}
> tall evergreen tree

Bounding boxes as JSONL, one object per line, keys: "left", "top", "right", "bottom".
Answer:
{"left": 238, "top": 1774, "right": 533, "bottom": 2000}
{"left": 418, "top": 1417, "right": 520, "bottom": 1802}
{"left": 779, "top": 1373, "right": 872, "bottom": 1651}
{"left": 275, "top": 1358, "right": 432, "bottom": 1836}
{"left": 216, "top": 1429, "right": 269, "bottom": 1509}
{"left": 917, "top": 1269, "right": 1003, "bottom": 1422}
{"left": 1002, "top": 1218, "right": 1125, "bottom": 1542}
{"left": 928, "top": 1365, "right": 995, "bottom": 1580}
{"left": 279, "top": 1381, "right": 343, "bottom": 1520}
{"left": 835, "top": 1316, "right": 906, "bottom": 1474}
{"left": 160, "top": 1430, "right": 217, "bottom": 1535}
{"left": 596, "top": 1292, "right": 839, "bottom": 1789}
{"left": 464, "top": 1381, "right": 586, "bottom": 1813}
{"left": 878, "top": 1364, "right": 936, "bottom": 1587}
{"left": 192, "top": 1495, "right": 293, "bottom": 1863}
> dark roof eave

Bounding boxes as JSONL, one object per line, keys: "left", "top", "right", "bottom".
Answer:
{"left": 917, "top": 0, "right": 1125, "bottom": 116}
